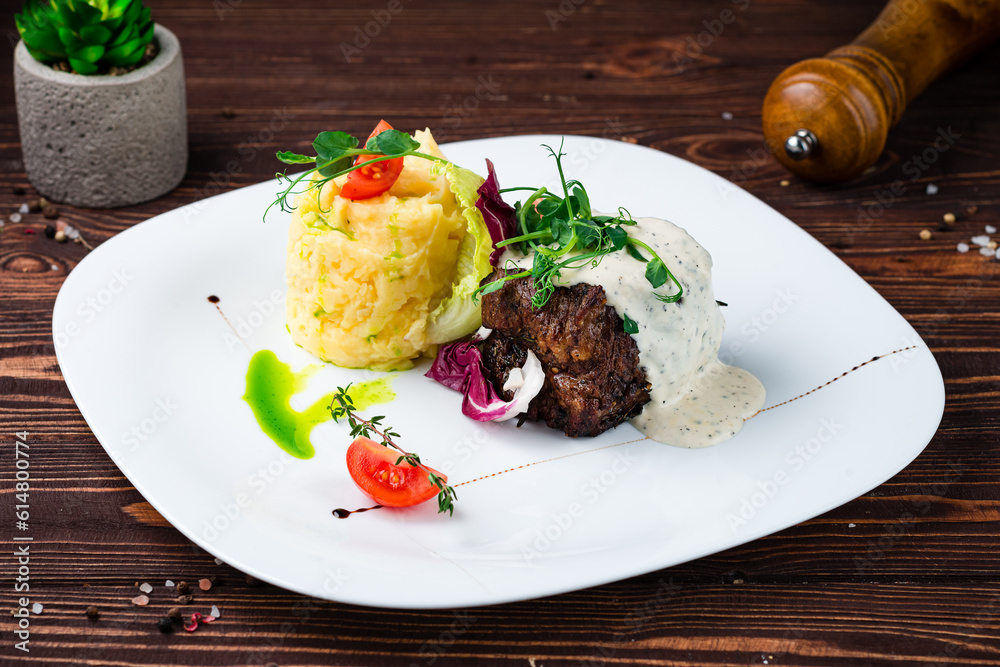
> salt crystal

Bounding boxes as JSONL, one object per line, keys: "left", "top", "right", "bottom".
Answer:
{"left": 721, "top": 111, "right": 733, "bottom": 120}
{"left": 65, "top": 226, "right": 80, "bottom": 240}
{"left": 19, "top": 203, "right": 29, "bottom": 214}
{"left": 10, "top": 213, "right": 22, "bottom": 223}
{"left": 214, "top": 558, "right": 223, "bottom": 565}
{"left": 979, "top": 246, "right": 994, "bottom": 257}
{"left": 996, "top": 248, "right": 1000, "bottom": 259}
{"left": 986, "top": 225, "right": 997, "bottom": 234}
{"left": 848, "top": 523, "right": 856, "bottom": 528}
{"left": 32, "top": 603, "right": 43, "bottom": 614}
{"left": 139, "top": 582, "right": 153, "bottom": 594}
{"left": 165, "top": 580, "right": 175, "bottom": 587}
{"left": 210, "top": 605, "right": 220, "bottom": 618}
{"left": 957, "top": 243, "right": 970, "bottom": 253}
{"left": 131, "top": 594, "right": 149, "bottom": 606}
{"left": 50, "top": 264, "right": 57, "bottom": 271}
{"left": 971, "top": 235, "right": 990, "bottom": 246}
{"left": 925, "top": 184, "right": 938, "bottom": 195}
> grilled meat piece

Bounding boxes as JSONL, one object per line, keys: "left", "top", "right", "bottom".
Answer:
{"left": 479, "top": 269, "right": 650, "bottom": 437}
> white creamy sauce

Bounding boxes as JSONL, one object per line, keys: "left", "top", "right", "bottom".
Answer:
{"left": 501, "top": 216, "right": 765, "bottom": 447}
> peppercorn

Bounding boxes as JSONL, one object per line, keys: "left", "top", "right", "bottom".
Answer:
{"left": 85, "top": 605, "right": 99, "bottom": 619}
{"left": 28, "top": 199, "right": 43, "bottom": 213}
{"left": 43, "top": 205, "right": 59, "bottom": 220}
{"left": 167, "top": 606, "right": 183, "bottom": 621}
{"left": 175, "top": 594, "right": 194, "bottom": 605}
{"left": 55, "top": 230, "right": 67, "bottom": 243}
{"left": 176, "top": 581, "right": 190, "bottom": 594}
{"left": 943, "top": 212, "right": 956, "bottom": 225}
{"left": 44, "top": 224, "right": 55, "bottom": 238}
{"left": 156, "top": 617, "right": 174, "bottom": 633}
{"left": 919, "top": 229, "right": 932, "bottom": 240}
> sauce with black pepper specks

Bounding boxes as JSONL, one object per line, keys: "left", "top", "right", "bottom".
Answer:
{"left": 502, "top": 216, "right": 765, "bottom": 448}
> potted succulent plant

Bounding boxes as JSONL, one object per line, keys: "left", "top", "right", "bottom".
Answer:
{"left": 13, "top": 0, "right": 187, "bottom": 208}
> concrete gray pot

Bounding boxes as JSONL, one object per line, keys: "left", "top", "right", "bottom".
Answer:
{"left": 13, "top": 24, "right": 187, "bottom": 208}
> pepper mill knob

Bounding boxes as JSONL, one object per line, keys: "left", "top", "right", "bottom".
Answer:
{"left": 762, "top": 0, "right": 1000, "bottom": 183}
{"left": 784, "top": 129, "right": 817, "bottom": 161}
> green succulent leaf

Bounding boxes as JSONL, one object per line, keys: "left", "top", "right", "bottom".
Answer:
{"left": 18, "top": 0, "right": 156, "bottom": 74}
{"left": 69, "top": 57, "right": 99, "bottom": 74}
{"left": 108, "top": 22, "right": 135, "bottom": 46}
{"left": 69, "top": 44, "right": 105, "bottom": 64}
{"left": 24, "top": 45, "right": 58, "bottom": 62}
{"left": 21, "top": 31, "right": 67, "bottom": 58}
{"left": 99, "top": 14, "right": 124, "bottom": 33}
{"left": 107, "top": 42, "right": 144, "bottom": 66}
{"left": 74, "top": 0, "right": 103, "bottom": 24}
{"left": 104, "top": 37, "right": 141, "bottom": 64}
{"left": 57, "top": 26, "right": 84, "bottom": 50}
{"left": 80, "top": 24, "right": 113, "bottom": 44}
{"left": 54, "top": 3, "right": 83, "bottom": 31}
{"left": 108, "top": 0, "right": 133, "bottom": 17}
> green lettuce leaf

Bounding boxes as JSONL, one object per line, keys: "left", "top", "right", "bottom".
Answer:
{"left": 426, "top": 164, "right": 493, "bottom": 345}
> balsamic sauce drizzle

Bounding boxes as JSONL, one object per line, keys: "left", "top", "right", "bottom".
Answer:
{"left": 744, "top": 345, "right": 918, "bottom": 420}
{"left": 207, "top": 295, "right": 251, "bottom": 352}
{"left": 332, "top": 505, "right": 383, "bottom": 519}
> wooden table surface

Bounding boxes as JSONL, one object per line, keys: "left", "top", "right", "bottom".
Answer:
{"left": 2, "top": 0, "right": 999, "bottom": 664}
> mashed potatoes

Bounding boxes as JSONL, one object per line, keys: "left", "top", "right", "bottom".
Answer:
{"left": 285, "top": 130, "right": 489, "bottom": 370}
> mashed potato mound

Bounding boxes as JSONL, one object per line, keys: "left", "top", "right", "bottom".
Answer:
{"left": 286, "top": 130, "right": 476, "bottom": 370}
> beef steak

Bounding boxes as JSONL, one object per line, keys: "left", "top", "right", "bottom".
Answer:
{"left": 479, "top": 269, "right": 650, "bottom": 437}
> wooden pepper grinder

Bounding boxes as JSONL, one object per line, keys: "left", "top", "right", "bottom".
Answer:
{"left": 762, "top": 0, "right": 1000, "bottom": 183}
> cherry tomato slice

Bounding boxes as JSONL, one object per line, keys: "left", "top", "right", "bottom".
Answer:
{"left": 339, "top": 120, "right": 405, "bottom": 200}
{"left": 346, "top": 436, "right": 445, "bottom": 508}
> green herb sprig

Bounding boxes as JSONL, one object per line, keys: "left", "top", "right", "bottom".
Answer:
{"left": 265, "top": 129, "right": 454, "bottom": 222}
{"left": 330, "top": 384, "right": 458, "bottom": 516}
{"left": 473, "top": 142, "right": 684, "bottom": 308}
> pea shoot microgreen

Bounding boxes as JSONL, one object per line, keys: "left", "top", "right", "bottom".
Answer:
{"left": 265, "top": 128, "right": 453, "bottom": 222}
{"left": 473, "top": 141, "right": 684, "bottom": 308}
{"left": 330, "top": 384, "right": 458, "bottom": 516}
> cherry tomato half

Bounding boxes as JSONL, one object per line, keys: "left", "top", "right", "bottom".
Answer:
{"left": 346, "top": 436, "right": 445, "bottom": 508}
{"left": 339, "top": 119, "right": 405, "bottom": 200}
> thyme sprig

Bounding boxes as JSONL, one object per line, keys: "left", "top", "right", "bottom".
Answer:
{"left": 264, "top": 129, "right": 453, "bottom": 222}
{"left": 473, "top": 141, "right": 684, "bottom": 309}
{"left": 330, "top": 384, "right": 458, "bottom": 516}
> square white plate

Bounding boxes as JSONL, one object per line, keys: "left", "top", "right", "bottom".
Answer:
{"left": 54, "top": 135, "right": 944, "bottom": 609}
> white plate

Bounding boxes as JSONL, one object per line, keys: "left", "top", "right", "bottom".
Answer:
{"left": 54, "top": 135, "right": 944, "bottom": 609}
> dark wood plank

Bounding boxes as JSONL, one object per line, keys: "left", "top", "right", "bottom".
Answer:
{"left": 2, "top": 0, "right": 999, "bottom": 664}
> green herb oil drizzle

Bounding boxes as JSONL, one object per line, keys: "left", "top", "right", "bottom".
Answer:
{"left": 243, "top": 350, "right": 396, "bottom": 459}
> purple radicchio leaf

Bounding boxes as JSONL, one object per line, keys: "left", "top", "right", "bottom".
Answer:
{"left": 426, "top": 336, "right": 544, "bottom": 422}
{"left": 475, "top": 159, "right": 518, "bottom": 266}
